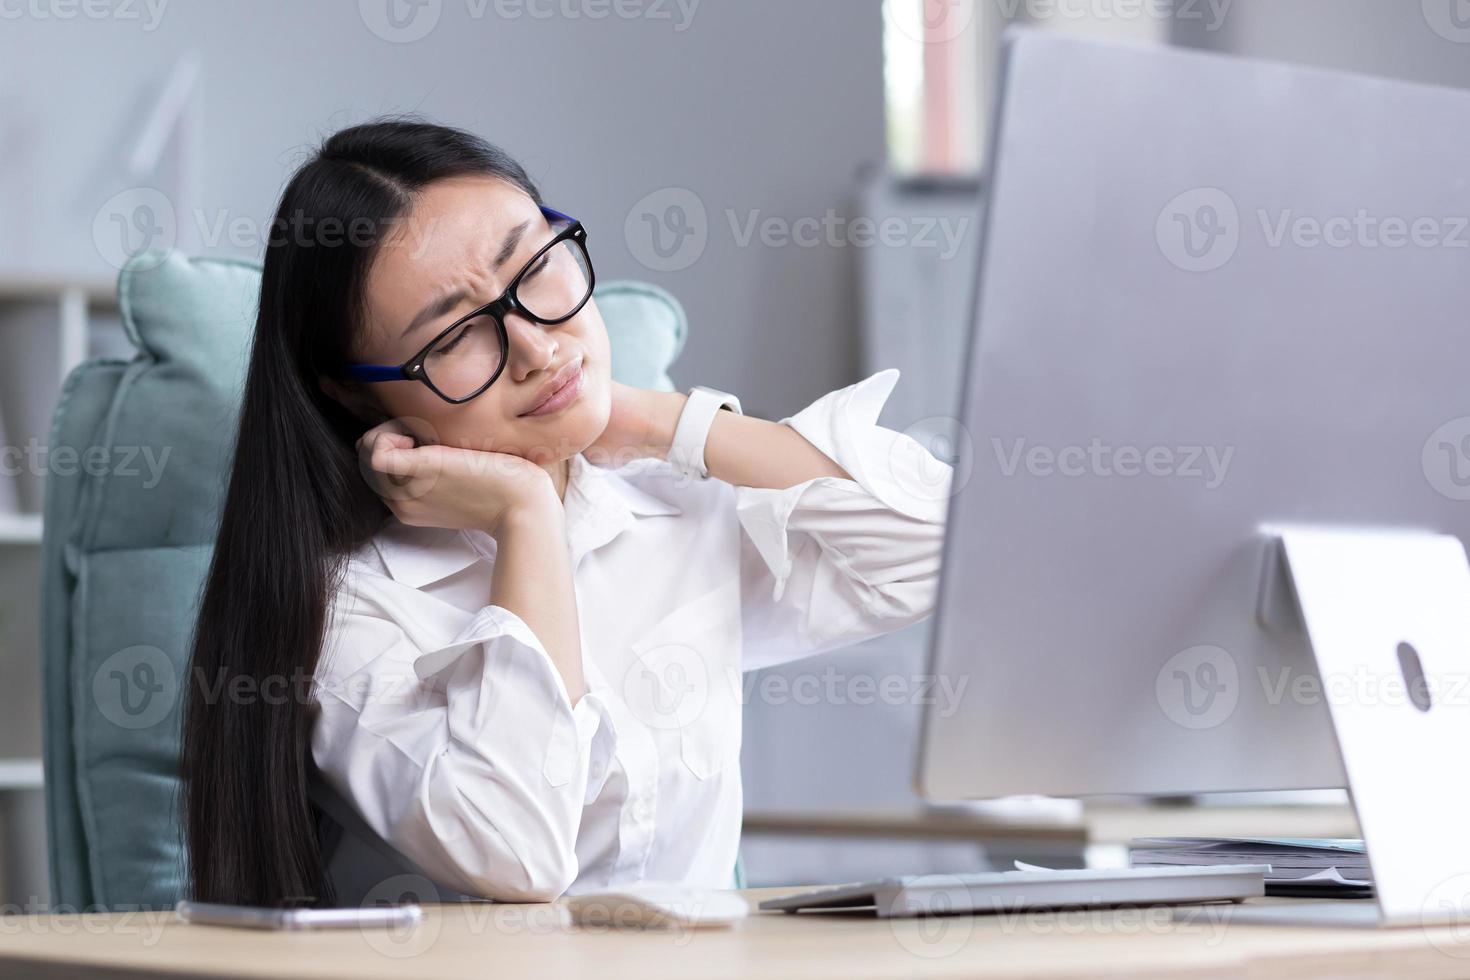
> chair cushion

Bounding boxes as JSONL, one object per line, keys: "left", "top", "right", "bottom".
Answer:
{"left": 593, "top": 280, "right": 686, "bottom": 392}
{"left": 43, "top": 247, "right": 688, "bottom": 909}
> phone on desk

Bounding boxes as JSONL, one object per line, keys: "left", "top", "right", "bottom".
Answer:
{"left": 175, "top": 900, "right": 423, "bottom": 931}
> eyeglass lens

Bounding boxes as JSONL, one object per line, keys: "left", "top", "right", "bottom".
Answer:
{"left": 422, "top": 236, "right": 592, "bottom": 400}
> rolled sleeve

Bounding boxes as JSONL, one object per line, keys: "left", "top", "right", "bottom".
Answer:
{"left": 312, "top": 591, "right": 617, "bottom": 902}
{"left": 734, "top": 368, "right": 954, "bottom": 670}
{"left": 415, "top": 603, "right": 617, "bottom": 801}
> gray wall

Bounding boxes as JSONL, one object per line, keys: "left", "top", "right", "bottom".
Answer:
{"left": 0, "top": 0, "right": 885, "bottom": 417}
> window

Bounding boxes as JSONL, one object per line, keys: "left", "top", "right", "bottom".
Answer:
{"left": 884, "top": 0, "right": 1167, "bottom": 176}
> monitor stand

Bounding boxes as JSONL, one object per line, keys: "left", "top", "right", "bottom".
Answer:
{"left": 1223, "top": 528, "right": 1470, "bottom": 929}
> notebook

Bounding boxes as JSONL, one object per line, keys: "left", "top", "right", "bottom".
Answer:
{"left": 1130, "top": 837, "right": 1371, "bottom": 898}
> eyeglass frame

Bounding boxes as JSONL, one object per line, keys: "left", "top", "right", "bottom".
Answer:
{"left": 338, "top": 205, "right": 595, "bottom": 405}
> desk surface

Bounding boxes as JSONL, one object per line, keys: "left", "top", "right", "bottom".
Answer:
{"left": 2, "top": 888, "right": 1467, "bottom": 980}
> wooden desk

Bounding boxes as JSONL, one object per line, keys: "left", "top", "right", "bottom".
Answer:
{"left": 1, "top": 888, "right": 1466, "bottom": 979}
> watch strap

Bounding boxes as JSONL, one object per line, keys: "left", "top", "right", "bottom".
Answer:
{"left": 669, "top": 385, "right": 743, "bottom": 479}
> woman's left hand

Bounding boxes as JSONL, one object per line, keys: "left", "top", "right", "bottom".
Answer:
{"left": 584, "top": 380, "right": 683, "bottom": 468}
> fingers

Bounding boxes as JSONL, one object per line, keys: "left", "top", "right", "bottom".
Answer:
{"left": 357, "top": 424, "right": 417, "bottom": 474}
{"left": 357, "top": 422, "right": 415, "bottom": 454}
{"left": 373, "top": 444, "right": 419, "bottom": 478}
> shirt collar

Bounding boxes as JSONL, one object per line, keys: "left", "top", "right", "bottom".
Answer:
{"left": 370, "top": 452, "right": 682, "bottom": 589}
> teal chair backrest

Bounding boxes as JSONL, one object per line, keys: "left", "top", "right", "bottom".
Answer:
{"left": 41, "top": 249, "right": 690, "bottom": 911}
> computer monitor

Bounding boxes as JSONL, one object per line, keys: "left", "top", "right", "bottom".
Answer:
{"left": 918, "top": 31, "right": 1470, "bottom": 802}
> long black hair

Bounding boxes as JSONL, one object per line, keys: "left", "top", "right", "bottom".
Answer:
{"left": 181, "top": 116, "right": 542, "bottom": 906}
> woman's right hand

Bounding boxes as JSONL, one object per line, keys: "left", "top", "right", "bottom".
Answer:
{"left": 356, "top": 418, "right": 559, "bottom": 539}
{"left": 357, "top": 418, "right": 586, "bottom": 702}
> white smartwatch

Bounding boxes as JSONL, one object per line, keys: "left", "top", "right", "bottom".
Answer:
{"left": 668, "top": 385, "right": 743, "bottom": 480}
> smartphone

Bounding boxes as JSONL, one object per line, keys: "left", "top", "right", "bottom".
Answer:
{"left": 175, "top": 900, "right": 423, "bottom": 931}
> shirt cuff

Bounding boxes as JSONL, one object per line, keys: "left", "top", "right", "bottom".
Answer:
{"left": 735, "top": 368, "right": 953, "bottom": 601}
{"left": 413, "top": 603, "right": 617, "bottom": 803}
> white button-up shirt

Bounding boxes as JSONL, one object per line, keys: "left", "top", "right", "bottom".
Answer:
{"left": 310, "top": 368, "right": 953, "bottom": 903}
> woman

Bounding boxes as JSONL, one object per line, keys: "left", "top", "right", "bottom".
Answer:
{"left": 182, "top": 116, "right": 953, "bottom": 907}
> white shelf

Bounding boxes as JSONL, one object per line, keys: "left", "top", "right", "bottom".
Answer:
{"left": 0, "top": 278, "right": 115, "bottom": 526}
{"left": 0, "top": 275, "right": 117, "bottom": 309}
{"left": 0, "top": 278, "right": 114, "bottom": 822}
{"left": 0, "top": 514, "right": 42, "bottom": 545}
{"left": 0, "top": 760, "right": 42, "bottom": 790}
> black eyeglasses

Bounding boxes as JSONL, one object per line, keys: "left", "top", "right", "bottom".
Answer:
{"left": 340, "top": 206, "right": 594, "bottom": 404}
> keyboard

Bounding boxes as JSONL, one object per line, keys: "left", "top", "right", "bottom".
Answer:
{"left": 757, "top": 864, "right": 1269, "bottom": 918}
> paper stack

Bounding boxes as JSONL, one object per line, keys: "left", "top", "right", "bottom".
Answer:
{"left": 1130, "top": 838, "right": 1371, "bottom": 898}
